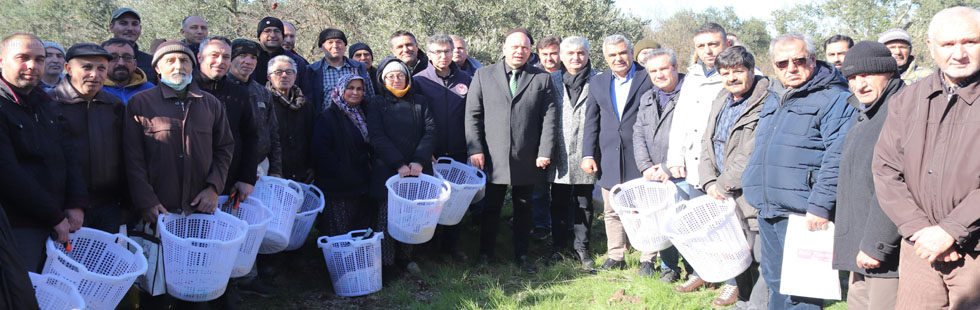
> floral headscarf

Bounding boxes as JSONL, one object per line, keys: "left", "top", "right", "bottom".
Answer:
{"left": 329, "top": 74, "right": 369, "bottom": 141}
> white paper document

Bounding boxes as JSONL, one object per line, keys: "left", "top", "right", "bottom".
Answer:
{"left": 779, "top": 214, "right": 842, "bottom": 300}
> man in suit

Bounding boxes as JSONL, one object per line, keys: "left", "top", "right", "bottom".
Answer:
{"left": 465, "top": 29, "right": 558, "bottom": 274}
{"left": 581, "top": 34, "right": 653, "bottom": 272}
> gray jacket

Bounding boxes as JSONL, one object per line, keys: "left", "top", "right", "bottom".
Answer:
{"left": 547, "top": 70, "right": 597, "bottom": 185}
{"left": 632, "top": 75, "right": 684, "bottom": 176}
{"left": 699, "top": 76, "right": 770, "bottom": 232}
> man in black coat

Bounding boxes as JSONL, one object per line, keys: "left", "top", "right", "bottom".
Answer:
{"left": 581, "top": 35, "right": 653, "bottom": 271}
{"left": 465, "top": 29, "right": 558, "bottom": 273}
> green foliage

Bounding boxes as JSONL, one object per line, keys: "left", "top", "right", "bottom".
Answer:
{"left": 646, "top": 6, "right": 773, "bottom": 74}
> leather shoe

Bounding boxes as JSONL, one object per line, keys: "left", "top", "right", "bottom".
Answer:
{"left": 673, "top": 275, "right": 706, "bottom": 293}
{"left": 659, "top": 269, "right": 680, "bottom": 283}
{"left": 599, "top": 258, "right": 626, "bottom": 270}
{"left": 713, "top": 284, "right": 738, "bottom": 307}
{"left": 637, "top": 261, "right": 656, "bottom": 277}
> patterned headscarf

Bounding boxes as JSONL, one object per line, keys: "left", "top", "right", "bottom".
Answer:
{"left": 329, "top": 74, "right": 369, "bottom": 141}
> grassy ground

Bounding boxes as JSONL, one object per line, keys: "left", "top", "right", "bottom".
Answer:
{"left": 242, "top": 198, "right": 847, "bottom": 310}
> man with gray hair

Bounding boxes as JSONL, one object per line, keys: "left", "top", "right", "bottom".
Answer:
{"left": 877, "top": 28, "right": 931, "bottom": 84}
{"left": 451, "top": 35, "right": 482, "bottom": 76}
{"left": 873, "top": 7, "right": 980, "bottom": 309}
{"left": 581, "top": 34, "right": 653, "bottom": 272}
{"left": 414, "top": 33, "right": 473, "bottom": 262}
{"left": 743, "top": 32, "right": 854, "bottom": 310}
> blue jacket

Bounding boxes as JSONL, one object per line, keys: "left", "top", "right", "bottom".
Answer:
{"left": 102, "top": 68, "right": 154, "bottom": 104}
{"left": 582, "top": 63, "right": 652, "bottom": 189}
{"left": 413, "top": 62, "right": 472, "bottom": 161}
{"left": 742, "top": 61, "right": 854, "bottom": 219}
{"left": 301, "top": 57, "right": 374, "bottom": 114}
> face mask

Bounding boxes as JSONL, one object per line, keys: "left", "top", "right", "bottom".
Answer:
{"left": 160, "top": 73, "right": 192, "bottom": 91}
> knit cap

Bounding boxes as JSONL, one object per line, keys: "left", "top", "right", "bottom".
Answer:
{"left": 151, "top": 40, "right": 197, "bottom": 68}
{"left": 840, "top": 41, "right": 898, "bottom": 78}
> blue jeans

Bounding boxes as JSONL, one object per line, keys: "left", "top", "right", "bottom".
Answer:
{"left": 660, "top": 179, "right": 703, "bottom": 272}
{"left": 532, "top": 182, "right": 552, "bottom": 230}
{"left": 759, "top": 217, "right": 824, "bottom": 310}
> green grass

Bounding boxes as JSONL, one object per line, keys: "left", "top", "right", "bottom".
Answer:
{"left": 242, "top": 198, "right": 848, "bottom": 309}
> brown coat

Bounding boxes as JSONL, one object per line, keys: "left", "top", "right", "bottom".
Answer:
{"left": 123, "top": 83, "right": 234, "bottom": 213}
{"left": 873, "top": 71, "right": 980, "bottom": 251}
{"left": 49, "top": 79, "right": 127, "bottom": 208}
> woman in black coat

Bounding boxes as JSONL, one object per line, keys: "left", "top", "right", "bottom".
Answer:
{"left": 366, "top": 58, "right": 436, "bottom": 277}
{"left": 310, "top": 74, "right": 374, "bottom": 237}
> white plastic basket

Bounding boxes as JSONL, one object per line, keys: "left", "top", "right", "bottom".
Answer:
{"left": 42, "top": 228, "right": 147, "bottom": 310}
{"left": 433, "top": 157, "right": 486, "bottom": 225}
{"left": 218, "top": 196, "right": 272, "bottom": 278}
{"left": 317, "top": 230, "right": 383, "bottom": 297}
{"left": 285, "top": 183, "right": 326, "bottom": 251}
{"left": 158, "top": 211, "right": 248, "bottom": 302}
{"left": 608, "top": 178, "right": 679, "bottom": 252}
{"left": 29, "top": 272, "right": 86, "bottom": 310}
{"left": 385, "top": 174, "right": 451, "bottom": 244}
{"left": 253, "top": 175, "right": 305, "bottom": 254}
{"left": 661, "top": 196, "right": 751, "bottom": 283}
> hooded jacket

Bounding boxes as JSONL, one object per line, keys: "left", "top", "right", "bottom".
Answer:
{"left": 743, "top": 61, "right": 855, "bottom": 219}
{"left": 0, "top": 79, "right": 87, "bottom": 228}
{"left": 103, "top": 68, "right": 155, "bottom": 105}
{"left": 49, "top": 78, "right": 127, "bottom": 209}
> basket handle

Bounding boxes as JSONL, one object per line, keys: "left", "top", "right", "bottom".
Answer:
{"left": 436, "top": 157, "right": 454, "bottom": 164}
{"left": 674, "top": 202, "right": 688, "bottom": 214}
{"left": 316, "top": 236, "right": 329, "bottom": 248}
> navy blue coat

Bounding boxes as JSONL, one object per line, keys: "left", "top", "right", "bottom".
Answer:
{"left": 414, "top": 62, "right": 472, "bottom": 161}
{"left": 310, "top": 101, "right": 372, "bottom": 198}
{"left": 742, "top": 61, "right": 855, "bottom": 219}
{"left": 582, "top": 64, "right": 652, "bottom": 189}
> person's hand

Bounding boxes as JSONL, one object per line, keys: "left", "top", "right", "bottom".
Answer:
{"left": 581, "top": 158, "right": 598, "bottom": 174}
{"left": 910, "top": 225, "right": 956, "bottom": 263}
{"left": 855, "top": 250, "right": 881, "bottom": 269}
{"left": 53, "top": 218, "right": 70, "bottom": 244}
{"left": 231, "top": 182, "right": 255, "bottom": 200}
{"left": 470, "top": 153, "right": 485, "bottom": 170}
{"left": 642, "top": 165, "right": 659, "bottom": 180}
{"left": 408, "top": 162, "right": 423, "bottom": 176}
{"left": 668, "top": 166, "right": 686, "bottom": 178}
{"left": 65, "top": 208, "right": 84, "bottom": 232}
{"left": 805, "top": 212, "right": 829, "bottom": 231}
{"left": 191, "top": 185, "right": 219, "bottom": 213}
{"left": 938, "top": 247, "right": 963, "bottom": 263}
{"left": 706, "top": 184, "right": 726, "bottom": 200}
{"left": 651, "top": 165, "right": 671, "bottom": 181}
{"left": 142, "top": 204, "right": 170, "bottom": 223}
{"left": 269, "top": 173, "right": 282, "bottom": 178}
{"left": 397, "top": 165, "right": 411, "bottom": 177}
{"left": 536, "top": 157, "right": 550, "bottom": 169}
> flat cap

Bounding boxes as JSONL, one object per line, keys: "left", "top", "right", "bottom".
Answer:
{"left": 65, "top": 43, "right": 113, "bottom": 62}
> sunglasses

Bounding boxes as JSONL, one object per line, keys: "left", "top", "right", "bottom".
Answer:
{"left": 774, "top": 57, "right": 808, "bottom": 70}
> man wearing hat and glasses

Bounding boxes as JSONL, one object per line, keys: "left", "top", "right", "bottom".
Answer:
{"left": 253, "top": 17, "right": 308, "bottom": 86}
{"left": 109, "top": 8, "right": 157, "bottom": 84}
{"left": 48, "top": 43, "right": 128, "bottom": 234}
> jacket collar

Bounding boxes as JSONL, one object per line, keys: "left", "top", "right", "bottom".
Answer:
{"left": 160, "top": 81, "right": 205, "bottom": 100}
{"left": 105, "top": 68, "right": 150, "bottom": 88}
{"left": 930, "top": 69, "right": 980, "bottom": 105}
{"left": 0, "top": 77, "right": 47, "bottom": 107}
{"left": 49, "top": 77, "right": 119, "bottom": 105}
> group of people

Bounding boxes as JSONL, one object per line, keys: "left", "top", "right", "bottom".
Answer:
{"left": 0, "top": 4, "right": 978, "bottom": 310}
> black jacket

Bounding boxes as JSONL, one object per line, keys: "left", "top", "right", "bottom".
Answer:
{"left": 195, "top": 72, "right": 259, "bottom": 192}
{"left": 311, "top": 100, "right": 372, "bottom": 197}
{"left": 0, "top": 204, "right": 37, "bottom": 310}
{"left": 413, "top": 62, "right": 472, "bottom": 161}
{"left": 230, "top": 75, "right": 282, "bottom": 176}
{"left": 832, "top": 77, "right": 904, "bottom": 277}
{"left": 366, "top": 58, "right": 437, "bottom": 198}
{"left": 255, "top": 48, "right": 309, "bottom": 87}
{"left": 270, "top": 85, "right": 315, "bottom": 183}
{"left": 134, "top": 43, "right": 157, "bottom": 84}
{"left": 0, "top": 79, "right": 87, "bottom": 228}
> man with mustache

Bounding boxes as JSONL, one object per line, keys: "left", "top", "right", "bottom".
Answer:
{"left": 123, "top": 40, "right": 234, "bottom": 309}
{"left": 39, "top": 41, "right": 65, "bottom": 91}
{"left": 0, "top": 33, "right": 84, "bottom": 273}
{"left": 228, "top": 39, "right": 281, "bottom": 180}
{"left": 109, "top": 8, "right": 156, "bottom": 84}
{"left": 824, "top": 35, "right": 853, "bottom": 71}
{"left": 877, "top": 28, "right": 932, "bottom": 85}
{"left": 101, "top": 38, "right": 154, "bottom": 104}
{"left": 48, "top": 43, "right": 127, "bottom": 234}
{"left": 179, "top": 15, "right": 208, "bottom": 58}
{"left": 253, "top": 17, "right": 308, "bottom": 86}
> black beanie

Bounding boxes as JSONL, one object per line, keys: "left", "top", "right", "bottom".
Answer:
{"left": 840, "top": 41, "right": 898, "bottom": 78}
{"left": 348, "top": 43, "right": 372, "bottom": 58}
{"left": 317, "top": 28, "right": 348, "bottom": 48}
{"left": 231, "top": 39, "right": 260, "bottom": 60}
{"left": 257, "top": 17, "right": 284, "bottom": 38}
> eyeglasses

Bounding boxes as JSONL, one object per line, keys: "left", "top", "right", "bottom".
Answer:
{"left": 429, "top": 49, "right": 452, "bottom": 56}
{"left": 110, "top": 54, "right": 136, "bottom": 63}
{"left": 384, "top": 73, "right": 407, "bottom": 81}
{"left": 774, "top": 57, "right": 808, "bottom": 70}
{"left": 272, "top": 69, "right": 296, "bottom": 76}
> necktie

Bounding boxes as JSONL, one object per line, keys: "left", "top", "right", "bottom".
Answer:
{"left": 510, "top": 69, "right": 521, "bottom": 96}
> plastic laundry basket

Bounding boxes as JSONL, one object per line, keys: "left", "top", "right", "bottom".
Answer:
{"left": 158, "top": 211, "right": 248, "bottom": 302}
{"left": 285, "top": 183, "right": 326, "bottom": 251}
{"left": 219, "top": 196, "right": 272, "bottom": 278}
{"left": 608, "top": 178, "right": 679, "bottom": 252}
{"left": 253, "top": 175, "right": 305, "bottom": 254}
{"left": 42, "top": 228, "right": 147, "bottom": 310}
{"left": 29, "top": 272, "right": 85, "bottom": 310}
{"left": 433, "top": 157, "right": 486, "bottom": 225}
{"left": 317, "top": 230, "right": 383, "bottom": 297}
{"left": 385, "top": 174, "right": 451, "bottom": 244}
{"left": 661, "top": 196, "right": 751, "bottom": 283}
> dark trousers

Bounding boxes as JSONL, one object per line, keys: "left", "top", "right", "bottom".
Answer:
{"left": 11, "top": 227, "right": 48, "bottom": 273}
{"left": 759, "top": 217, "right": 824, "bottom": 310}
{"left": 550, "top": 184, "right": 592, "bottom": 254}
{"left": 531, "top": 182, "right": 551, "bottom": 230}
{"left": 480, "top": 184, "right": 533, "bottom": 260}
{"left": 83, "top": 203, "right": 123, "bottom": 233}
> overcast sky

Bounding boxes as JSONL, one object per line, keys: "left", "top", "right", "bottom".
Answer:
{"left": 614, "top": 0, "right": 811, "bottom": 24}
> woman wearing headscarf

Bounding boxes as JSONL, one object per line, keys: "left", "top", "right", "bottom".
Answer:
{"left": 366, "top": 58, "right": 437, "bottom": 278}
{"left": 310, "top": 74, "right": 374, "bottom": 237}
